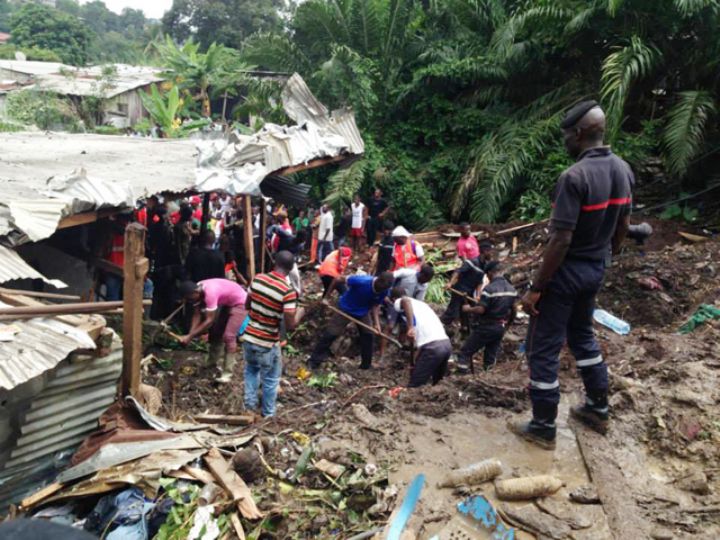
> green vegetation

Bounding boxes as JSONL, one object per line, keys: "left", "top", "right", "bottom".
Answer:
{"left": 5, "top": 90, "right": 83, "bottom": 132}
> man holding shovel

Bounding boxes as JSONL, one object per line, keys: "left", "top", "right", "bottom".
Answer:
{"left": 308, "top": 271, "right": 395, "bottom": 370}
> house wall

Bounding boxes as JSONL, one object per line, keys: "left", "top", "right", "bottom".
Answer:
{"left": 103, "top": 86, "right": 150, "bottom": 129}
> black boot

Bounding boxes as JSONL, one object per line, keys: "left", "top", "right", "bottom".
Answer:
{"left": 508, "top": 419, "right": 556, "bottom": 450}
{"left": 570, "top": 393, "right": 609, "bottom": 434}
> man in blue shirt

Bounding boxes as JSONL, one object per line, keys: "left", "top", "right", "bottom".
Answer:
{"left": 308, "top": 271, "right": 395, "bottom": 370}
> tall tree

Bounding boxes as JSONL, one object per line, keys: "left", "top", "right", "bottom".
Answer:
{"left": 10, "top": 3, "right": 92, "bottom": 65}
{"left": 162, "top": 0, "right": 286, "bottom": 49}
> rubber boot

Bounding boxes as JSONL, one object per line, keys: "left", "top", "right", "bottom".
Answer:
{"left": 216, "top": 349, "right": 238, "bottom": 384}
{"left": 206, "top": 343, "right": 224, "bottom": 369}
{"left": 570, "top": 391, "right": 609, "bottom": 434}
{"left": 507, "top": 419, "right": 557, "bottom": 450}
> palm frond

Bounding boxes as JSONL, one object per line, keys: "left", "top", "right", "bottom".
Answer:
{"left": 600, "top": 36, "right": 661, "bottom": 142}
{"left": 350, "top": 0, "right": 383, "bottom": 55}
{"left": 673, "top": 0, "right": 720, "bottom": 17}
{"left": 662, "top": 90, "right": 716, "bottom": 177}
{"left": 240, "top": 32, "right": 312, "bottom": 74}
{"left": 491, "top": 6, "right": 572, "bottom": 60}
{"left": 565, "top": 4, "right": 600, "bottom": 33}
{"left": 607, "top": 0, "right": 624, "bottom": 16}
{"left": 324, "top": 159, "right": 367, "bottom": 212}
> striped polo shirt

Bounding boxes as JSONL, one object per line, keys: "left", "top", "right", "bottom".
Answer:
{"left": 244, "top": 271, "right": 298, "bottom": 348}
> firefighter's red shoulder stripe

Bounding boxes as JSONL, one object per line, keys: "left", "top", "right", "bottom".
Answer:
{"left": 581, "top": 197, "right": 632, "bottom": 212}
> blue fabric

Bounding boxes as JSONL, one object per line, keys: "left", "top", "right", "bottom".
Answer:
{"left": 338, "top": 275, "right": 388, "bottom": 318}
{"left": 243, "top": 341, "right": 282, "bottom": 417}
{"left": 237, "top": 315, "right": 250, "bottom": 336}
{"left": 525, "top": 259, "right": 607, "bottom": 423}
{"left": 105, "top": 274, "right": 123, "bottom": 301}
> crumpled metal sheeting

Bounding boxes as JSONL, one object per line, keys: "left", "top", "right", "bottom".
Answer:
{"left": 281, "top": 73, "right": 330, "bottom": 125}
{"left": 0, "top": 301, "right": 97, "bottom": 391}
{"left": 6, "top": 199, "right": 70, "bottom": 243}
{"left": 0, "top": 245, "right": 67, "bottom": 287}
{"left": 45, "top": 168, "right": 135, "bottom": 214}
{"left": 195, "top": 163, "right": 268, "bottom": 197}
{"left": 327, "top": 108, "right": 366, "bottom": 155}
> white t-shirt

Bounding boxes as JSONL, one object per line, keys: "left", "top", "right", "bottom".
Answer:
{"left": 319, "top": 211, "right": 334, "bottom": 242}
{"left": 394, "top": 298, "right": 448, "bottom": 348}
{"left": 351, "top": 202, "right": 365, "bottom": 229}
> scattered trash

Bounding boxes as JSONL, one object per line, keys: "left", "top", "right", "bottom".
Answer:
{"left": 386, "top": 474, "right": 425, "bottom": 540}
{"left": 314, "top": 458, "right": 345, "bottom": 479}
{"left": 678, "top": 304, "right": 720, "bottom": 334}
{"left": 437, "top": 458, "right": 503, "bottom": 488}
{"left": 637, "top": 276, "right": 663, "bottom": 291}
{"left": 187, "top": 505, "right": 220, "bottom": 540}
{"left": 296, "top": 366, "right": 311, "bottom": 380}
{"left": 430, "top": 495, "right": 515, "bottom": 540}
{"left": 494, "top": 475, "right": 563, "bottom": 501}
{"left": 593, "top": 309, "right": 631, "bottom": 335}
{"left": 351, "top": 403, "right": 379, "bottom": 428}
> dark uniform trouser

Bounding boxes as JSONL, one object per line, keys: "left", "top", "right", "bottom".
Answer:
{"left": 320, "top": 275, "right": 347, "bottom": 296}
{"left": 366, "top": 217, "right": 380, "bottom": 245}
{"left": 308, "top": 311, "right": 374, "bottom": 369}
{"left": 409, "top": 339, "right": 452, "bottom": 387}
{"left": 458, "top": 323, "right": 505, "bottom": 368}
{"left": 526, "top": 259, "right": 608, "bottom": 427}
{"left": 440, "top": 291, "right": 470, "bottom": 327}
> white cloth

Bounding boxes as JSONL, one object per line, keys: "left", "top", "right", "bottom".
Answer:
{"left": 392, "top": 225, "right": 412, "bottom": 237}
{"left": 394, "top": 298, "right": 448, "bottom": 348}
{"left": 319, "top": 211, "right": 334, "bottom": 242}
{"left": 351, "top": 202, "right": 365, "bottom": 229}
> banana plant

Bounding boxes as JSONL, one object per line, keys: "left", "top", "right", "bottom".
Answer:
{"left": 140, "top": 84, "right": 209, "bottom": 138}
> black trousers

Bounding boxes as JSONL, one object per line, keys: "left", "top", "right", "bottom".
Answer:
{"left": 308, "top": 311, "right": 374, "bottom": 369}
{"left": 366, "top": 217, "right": 381, "bottom": 245}
{"left": 409, "top": 339, "right": 452, "bottom": 387}
{"left": 458, "top": 323, "right": 505, "bottom": 368}
{"left": 440, "top": 291, "right": 470, "bottom": 328}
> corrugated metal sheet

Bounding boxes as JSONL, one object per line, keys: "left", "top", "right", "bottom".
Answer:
{"left": 260, "top": 176, "right": 311, "bottom": 208}
{"left": 0, "top": 346, "right": 122, "bottom": 510}
{"left": 0, "top": 300, "right": 96, "bottom": 391}
{"left": 0, "top": 245, "right": 66, "bottom": 287}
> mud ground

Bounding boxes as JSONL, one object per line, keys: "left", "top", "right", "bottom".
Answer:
{"left": 145, "top": 218, "right": 720, "bottom": 539}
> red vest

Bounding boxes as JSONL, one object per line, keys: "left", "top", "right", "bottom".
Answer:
{"left": 108, "top": 234, "right": 124, "bottom": 267}
{"left": 393, "top": 240, "right": 419, "bottom": 270}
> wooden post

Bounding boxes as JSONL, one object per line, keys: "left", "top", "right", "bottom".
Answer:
{"left": 259, "top": 202, "right": 268, "bottom": 273}
{"left": 243, "top": 196, "right": 256, "bottom": 281}
{"left": 121, "top": 223, "right": 148, "bottom": 398}
{"left": 200, "top": 192, "right": 211, "bottom": 234}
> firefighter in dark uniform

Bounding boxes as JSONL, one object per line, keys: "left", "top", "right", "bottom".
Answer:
{"left": 441, "top": 241, "right": 493, "bottom": 326}
{"left": 456, "top": 261, "right": 517, "bottom": 372}
{"left": 510, "top": 100, "right": 633, "bottom": 450}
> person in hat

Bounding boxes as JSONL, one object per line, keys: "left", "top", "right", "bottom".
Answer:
{"left": 455, "top": 262, "right": 517, "bottom": 373}
{"left": 510, "top": 101, "right": 633, "bottom": 450}
{"left": 391, "top": 226, "right": 424, "bottom": 272}
{"left": 178, "top": 278, "right": 248, "bottom": 383}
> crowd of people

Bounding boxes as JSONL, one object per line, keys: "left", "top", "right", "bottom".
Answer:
{"left": 101, "top": 101, "right": 632, "bottom": 453}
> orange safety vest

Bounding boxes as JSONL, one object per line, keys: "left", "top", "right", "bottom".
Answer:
{"left": 318, "top": 250, "right": 351, "bottom": 278}
{"left": 108, "top": 234, "right": 125, "bottom": 267}
{"left": 393, "top": 240, "right": 420, "bottom": 270}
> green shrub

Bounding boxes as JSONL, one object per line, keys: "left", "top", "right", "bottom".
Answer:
{"left": 93, "top": 125, "right": 124, "bottom": 135}
{"left": 6, "top": 90, "right": 83, "bottom": 132}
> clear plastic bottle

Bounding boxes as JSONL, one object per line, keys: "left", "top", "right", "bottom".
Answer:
{"left": 593, "top": 308, "right": 631, "bottom": 335}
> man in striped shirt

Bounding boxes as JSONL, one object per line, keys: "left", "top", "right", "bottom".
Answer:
{"left": 243, "top": 251, "right": 305, "bottom": 417}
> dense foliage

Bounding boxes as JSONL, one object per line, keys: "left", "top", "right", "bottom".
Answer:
{"left": 235, "top": 0, "right": 720, "bottom": 228}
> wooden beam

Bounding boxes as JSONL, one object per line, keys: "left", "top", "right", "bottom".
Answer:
{"left": 56, "top": 208, "right": 122, "bottom": 230}
{"left": 271, "top": 154, "right": 349, "bottom": 176}
{"left": 0, "top": 288, "right": 82, "bottom": 301}
{"left": 0, "top": 300, "right": 131, "bottom": 318}
{"left": 243, "top": 196, "right": 256, "bottom": 281}
{"left": 259, "top": 202, "right": 267, "bottom": 273}
{"left": 121, "top": 223, "right": 147, "bottom": 398}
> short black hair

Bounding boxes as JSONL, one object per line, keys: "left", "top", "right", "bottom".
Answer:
{"left": 418, "top": 264, "right": 434, "bottom": 282}
{"left": 390, "top": 285, "right": 406, "bottom": 300}
{"left": 375, "top": 271, "right": 394, "bottom": 290}
{"left": 179, "top": 280, "right": 199, "bottom": 297}
{"left": 560, "top": 100, "right": 599, "bottom": 129}
{"left": 275, "top": 250, "right": 295, "bottom": 273}
{"left": 383, "top": 220, "right": 395, "bottom": 231}
{"left": 459, "top": 222, "right": 470, "bottom": 228}
{"left": 485, "top": 260, "right": 502, "bottom": 274}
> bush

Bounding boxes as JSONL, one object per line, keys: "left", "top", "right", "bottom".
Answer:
{"left": 0, "top": 121, "right": 23, "bottom": 132}
{"left": 0, "top": 44, "right": 61, "bottom": 62}
{"left": 6, "top": 90, "right": 83, "bottom": 132}
{"left": 93, "top": 125, "right": 124, "bottom": 136}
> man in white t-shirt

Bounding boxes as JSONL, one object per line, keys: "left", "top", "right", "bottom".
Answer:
{"left": 318, "top": 204, "right": 335, "bottom": 263}
{"left": 350, "top": 194, "right": 367, "bottom": 250}
{"left": 390, "top": 286, "right": 452, "bottom": 387}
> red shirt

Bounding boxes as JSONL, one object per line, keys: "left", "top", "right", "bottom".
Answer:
{"left": 457, "top": 236, "right": 480, "bottom": 259}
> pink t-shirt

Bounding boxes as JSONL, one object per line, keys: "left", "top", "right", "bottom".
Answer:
{"left": 199, "top": 278, "right": 247, "bottom": 311}
{"left": 457, "top": 236, "right": 480, "bottom": 259}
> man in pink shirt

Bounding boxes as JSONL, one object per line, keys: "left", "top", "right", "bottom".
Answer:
{"left": 457, "top": 223, "right": 480, "bottom": 260}
{"left": 179, "top": 278, "right": 248, "bottom": 383}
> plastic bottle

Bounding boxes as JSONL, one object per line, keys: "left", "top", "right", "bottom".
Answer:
{"left": 593, "top": 308, "right": 631, "bottom": 335}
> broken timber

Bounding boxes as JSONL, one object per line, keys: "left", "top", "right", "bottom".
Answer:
{"left": 574, "top": 425, "right": 652, "bottom": 538}
{"left": 121, "top": 222, "right": 148, "bottom": 398}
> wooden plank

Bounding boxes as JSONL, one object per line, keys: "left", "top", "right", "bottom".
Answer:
{"left": 121, "top": 223, "right": 147, "bottom": 398}
{"left": 56, "top": 208, "right": 121, "bottom": 230}
{"left": 259, "top": 203, "right": 267, "bottom": 273}
{"left": 574, "top": 425, "right": 652, "bottom": 538}
{"left": 243, "top": 196, "right": 256, "bottom": 281}
{"left": 193, "top": 414, "right": 255, "bottom": 426}
{"left": 230, "top": 512, "right": 246, "bottom": 540}
{"left": 20, "top": 482, "right": 64, "bottom": 510}
{"left": 183, "top": 466, "right": 217, "bottom": 485}
{"left": 0, "top": 288, "right": 82, "bottom": 301}
{"left": 0, "top": 300, "right": 127, "bottom": 317}
{"left": 270, "top": 154, "right": 349, "bottom": 176}
{"left": 204, "top": 447, "right": 263, "bottom": 520}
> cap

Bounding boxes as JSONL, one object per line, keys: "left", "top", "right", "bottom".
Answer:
{"left": 340, "top": 247, "right": 353, "bottom": 257}
{"left": 392, "top": 226, "right": 411, "bottom": 237}
{"left": 560, "top": 100, "right": 599, "bottom": 129}
{"left": 190, "top": 195, "right": 202, "bottom": 205}
{"left": 485, "top": 260, "right": 501, "bottom": 273}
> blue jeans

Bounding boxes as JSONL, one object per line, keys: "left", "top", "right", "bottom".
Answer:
{"left": 105, "top": 274, "right": 123, "bottom": 301}
{"left": 243, "top": 341, "right": 282, "bottom": 417}
{"left": 317, "top": 240, "right": 333, "bottom": 263}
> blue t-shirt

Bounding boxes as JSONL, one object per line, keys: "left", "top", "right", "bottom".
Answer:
{"left": 339, "top": 275, "right": 388, "bottom": 317}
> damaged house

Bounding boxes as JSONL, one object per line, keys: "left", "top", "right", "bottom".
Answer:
{"left": 0, "top": 73, "right": 364, "bottom": 510}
